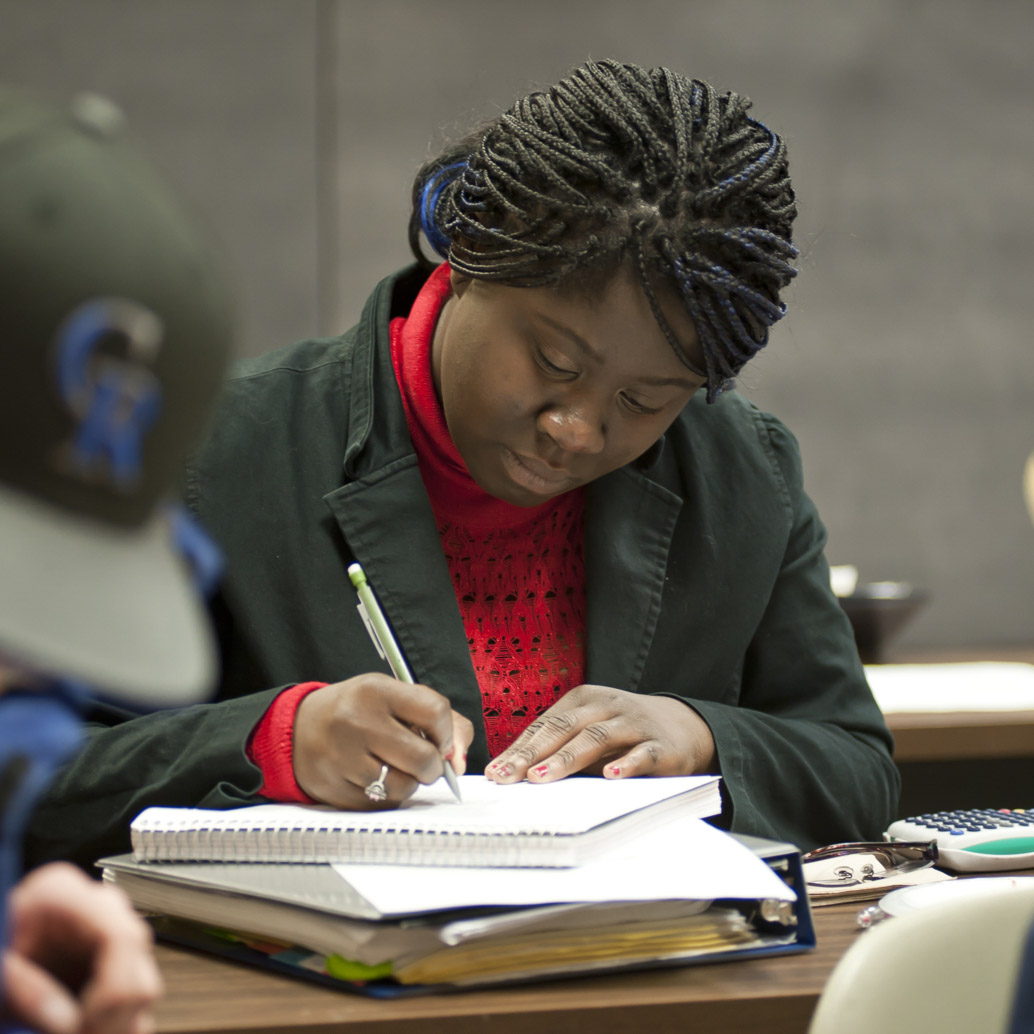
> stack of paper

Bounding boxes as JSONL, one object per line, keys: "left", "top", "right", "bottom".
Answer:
{"left": 101, "top": 775, "right": 808, "bottom": 992}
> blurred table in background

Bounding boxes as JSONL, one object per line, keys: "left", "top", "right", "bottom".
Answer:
{"left": 878, "top": 646, "right": 1034, "bottom": 815}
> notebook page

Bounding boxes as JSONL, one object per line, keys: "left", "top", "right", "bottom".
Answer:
{"left": 332, "top": 816, "right": 793, "bottom": 916}
{"left": 134, "top": 774, "right": 719, "bottom": 839}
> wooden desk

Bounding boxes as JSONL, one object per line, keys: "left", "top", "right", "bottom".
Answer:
{"left": 152, "top": 650, "right": 1034, "bottom": 1032}
{"left": 154, "top": 902, "right": 860, "bottom": 1034}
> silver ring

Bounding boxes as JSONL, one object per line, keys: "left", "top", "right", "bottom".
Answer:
{"left": 364, "top": 762, "right": 390, "bottom": 802}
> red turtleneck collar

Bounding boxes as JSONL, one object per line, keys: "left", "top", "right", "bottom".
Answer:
{"left": 389, "top": 263, "right": 565, "bottom": 532}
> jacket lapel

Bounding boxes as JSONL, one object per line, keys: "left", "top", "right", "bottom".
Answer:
{"left": 323, "top": 461, "right": 490, "bottom": 766}
{"left": 324, "top": 450, "right": 682, "bottom": 762}
{"left": 584, "top": 464, "right": 683, "bottom": 692}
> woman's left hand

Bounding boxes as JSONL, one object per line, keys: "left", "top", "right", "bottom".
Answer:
{"left": 484, "top": 684, "right": 717, "bottom": 784}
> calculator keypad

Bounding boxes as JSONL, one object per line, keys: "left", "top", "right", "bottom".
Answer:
{"left": 909, "top": 809, "right": 1034, "bottom": 835}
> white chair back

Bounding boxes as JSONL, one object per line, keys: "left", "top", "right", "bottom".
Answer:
{"left": 809, "top": 881, "right": 1034, "bottom": 1034}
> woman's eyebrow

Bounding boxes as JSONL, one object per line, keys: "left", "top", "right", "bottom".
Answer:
{"left": 533, "top": 313, "right": 702, "bottom": 390}
{"left": 638, "top": 372, "right": 704, "bottom": 389}
{"left": 533, "top": 313, "right": 603, "bottom": 365}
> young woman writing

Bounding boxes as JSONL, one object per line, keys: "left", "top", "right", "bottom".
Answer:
{"left": 28, "top": 60, "right": 898, "bottom": 868}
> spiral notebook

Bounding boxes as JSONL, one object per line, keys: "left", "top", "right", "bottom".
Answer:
{"left": 130, "top": 774, "right": 722, "bottom": 868}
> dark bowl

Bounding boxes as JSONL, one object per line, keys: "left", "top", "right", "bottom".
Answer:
{"left": 837, "top": 584, "right": 930, "bottom": 664}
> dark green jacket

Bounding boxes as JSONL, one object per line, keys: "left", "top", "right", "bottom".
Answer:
{"left": 27, "top": 266, "right": 898, "bottom": 870}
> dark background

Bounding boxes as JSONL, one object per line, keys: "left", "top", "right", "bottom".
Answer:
{"left": 3, "top": 0, "right": 1032, "bottom": 652}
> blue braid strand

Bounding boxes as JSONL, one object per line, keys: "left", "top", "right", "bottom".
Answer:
{"left": 420, "top": 162, "right": 466, "bottom": 259}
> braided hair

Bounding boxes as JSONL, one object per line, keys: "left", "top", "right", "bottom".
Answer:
{"left": 408, "top": 60, "right": 798, "bottom": 401}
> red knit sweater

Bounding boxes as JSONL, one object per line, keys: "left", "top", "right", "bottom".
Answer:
{"left": 390, "top": 264, "right": 587, "bottom": 757}
{"left": 248, "top": 265, "right": 587, "bottom": 798}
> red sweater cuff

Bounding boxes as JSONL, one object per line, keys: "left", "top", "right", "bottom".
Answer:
{"left": 247, "top": 682, "right": 327, "bottom": 803}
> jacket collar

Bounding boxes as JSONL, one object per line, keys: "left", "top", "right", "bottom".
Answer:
{"left": 342, "top": 264, "right": 427, "bottom": 480}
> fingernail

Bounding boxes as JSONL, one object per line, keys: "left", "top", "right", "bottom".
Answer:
{"left": 494, "top": 763, "right": 513, "bottom": 779}
{"left": 40, "top": 995, "right": 78, "bottom": 1034}
{"left": 609, "top": 765, "right": 621, "bottom": 778}
{"left": 531, "top": 764, "right": 549, "bottom": 778}
{"left": 444, "top": 746, "right": 455, "bottom": 760}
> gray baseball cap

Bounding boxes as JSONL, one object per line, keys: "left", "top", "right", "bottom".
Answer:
{"left": 0, "top": 90, "right": 232, "bottom": 705}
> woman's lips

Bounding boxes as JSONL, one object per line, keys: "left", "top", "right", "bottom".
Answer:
{"left": 500, "top": 448, "right": 573, "bottom": 496}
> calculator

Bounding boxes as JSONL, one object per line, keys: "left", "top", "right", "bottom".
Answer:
{"left": 886, "top": 809, "right": 1034, "bottom": 872}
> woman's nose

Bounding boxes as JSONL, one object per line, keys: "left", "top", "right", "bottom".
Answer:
{"left": 538, "top": 403, "right": 605, "bottom": 454}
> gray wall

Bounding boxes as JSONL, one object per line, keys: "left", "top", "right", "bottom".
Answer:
{"left": 3, "top": 0, "right": 1032, "bottom": 650}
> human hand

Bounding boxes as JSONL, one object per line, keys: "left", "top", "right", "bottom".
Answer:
{"left": 484, "top": 685, "right": 716, "bottom": 784}
{"left": 292, "top": 674, "right": 474, "bottom": 809}
{"left": 1, "top": 862, "right": 161, "bottom": 1034}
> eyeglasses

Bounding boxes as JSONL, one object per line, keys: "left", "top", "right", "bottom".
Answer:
{"left": 801, "top": 841, "right": 938, "bottom": 888}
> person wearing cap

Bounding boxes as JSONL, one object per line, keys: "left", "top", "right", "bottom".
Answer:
{"left": 0, "top": 91, "right": 231, "bottom": 1034}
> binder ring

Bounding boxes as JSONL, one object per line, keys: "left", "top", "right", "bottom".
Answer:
{"left": 364, "top": 762, "right": 390, "bottom": 802}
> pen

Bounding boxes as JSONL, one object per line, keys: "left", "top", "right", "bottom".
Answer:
{"left": 347, "top": 562, "right": 462, "bottom": 802}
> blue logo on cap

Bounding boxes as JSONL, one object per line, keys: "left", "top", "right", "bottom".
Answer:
{"left": 53, "top": 298, "right": 164, "bottom": 491}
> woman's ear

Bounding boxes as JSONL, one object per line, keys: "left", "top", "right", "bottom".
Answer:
{"left": 449, "top": 268, "right": 473, "bottom": 298}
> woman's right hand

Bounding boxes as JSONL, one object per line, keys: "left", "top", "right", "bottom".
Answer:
{"left": 291, "top": 674, "right": 473, "bottom": 808}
